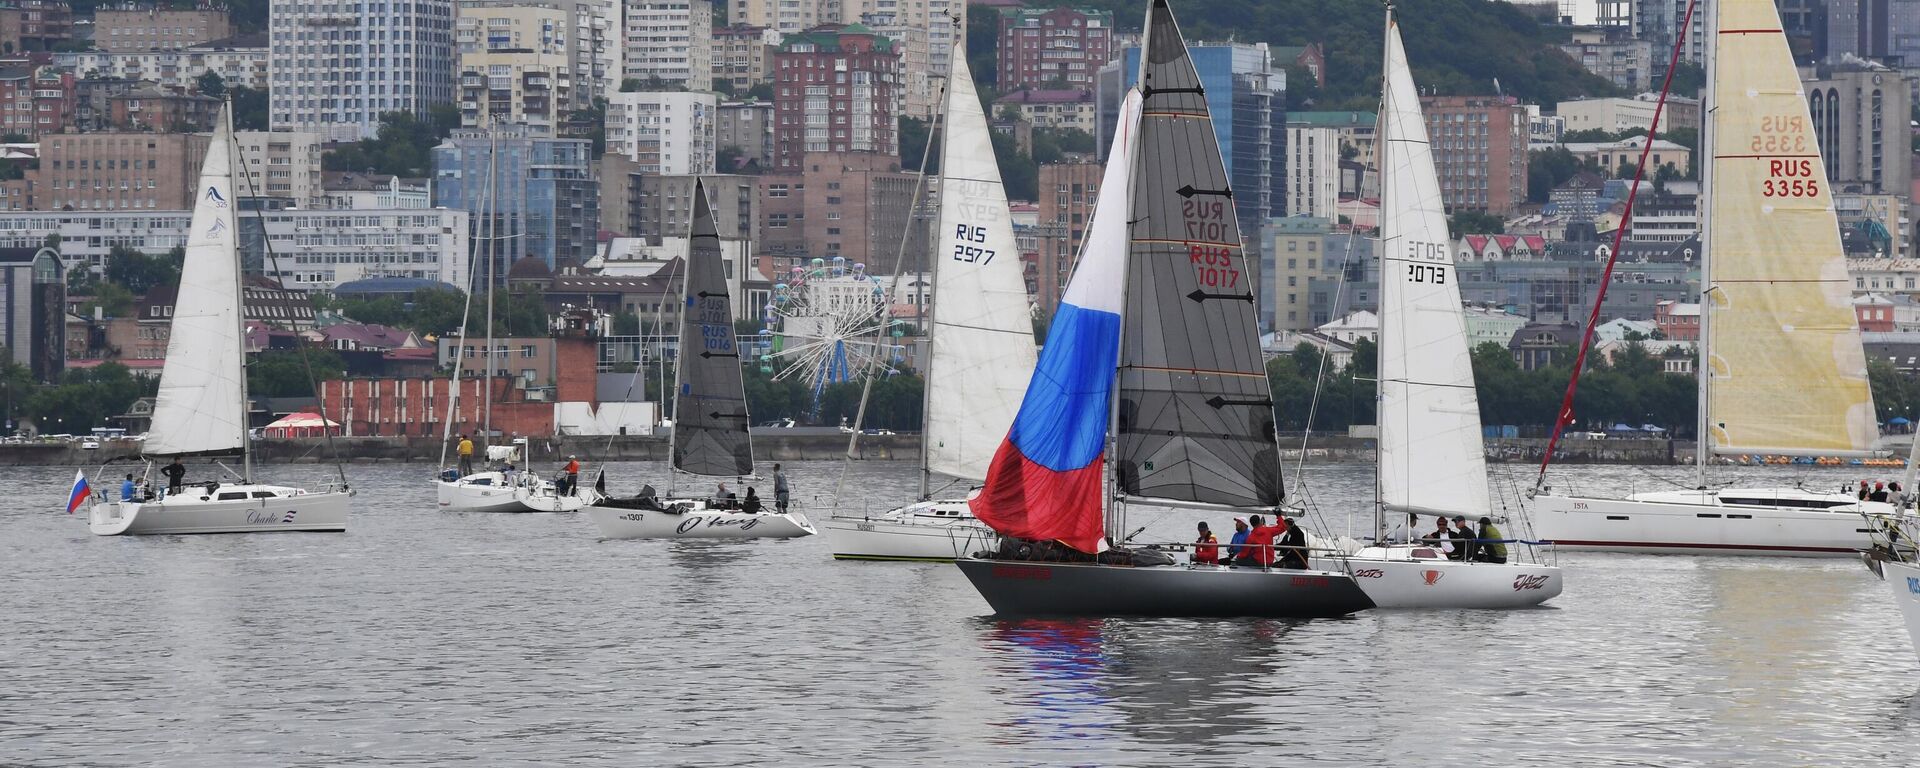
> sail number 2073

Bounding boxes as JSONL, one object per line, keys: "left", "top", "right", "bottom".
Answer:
{"left": 1407, "top": 264, "right": 1446, "bottom": 284}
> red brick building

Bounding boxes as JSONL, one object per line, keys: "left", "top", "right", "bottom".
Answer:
{"left": 0, "top": 64, "right": 72, "bottom": 137}
{"left": 0, "top": 0, "right": 73, "bottom": 54}
{"left": 318, "top": 335, "right": 599, "bottom": 438}
{"left": 1032, "top": 160, "right": 1101, "bottom": 318}
{"left": 758, "top": 151, "right": 920, "bottom": 270}
{"left": 996, "top": 7, "right": 1113, "bottom": 91}
{"left": 1420, "top": 94, "right": 1529, "bottom": 215}
{"left": 771, "top": 24, "right": 900, "bottom": 172}
{"left": 1653, "top": 300, "right": 1700, "bottom": 341}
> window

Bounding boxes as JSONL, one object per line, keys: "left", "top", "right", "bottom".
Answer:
{"left": 521, "top": 345, "right": 536, "bottom": 358}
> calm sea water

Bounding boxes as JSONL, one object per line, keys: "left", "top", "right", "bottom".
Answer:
{"left": 3, "top": 459, "right": 1917, "bottom": 766}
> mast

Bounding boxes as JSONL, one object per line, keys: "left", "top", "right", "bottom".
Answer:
{"left": 1375, "top": 4, "right": 1391, "bottom": 539}
{"left": 1693, "top": 0, "right": 1715, "bottom": 486}
{"left": 482, "top": 126, "right": 499, "bottom": 449}
{"left": 228, "top": 107, "right": 253, "bottom": 484}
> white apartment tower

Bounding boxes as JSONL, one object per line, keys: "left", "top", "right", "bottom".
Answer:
{"left": 1286, "top": 124, "right": 1339, "bottom": 220}
{"left": 605, "top": 91, "right": 718, "bottom": 174}
{"left": 623, "top": 0, "right": 714, "bottom": 91}
{"left": 269, "top": 0, "right": 459, "bottom": 141}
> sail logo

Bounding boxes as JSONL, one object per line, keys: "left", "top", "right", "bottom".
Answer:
{"left": 206, "top": 219, "right": 228, "bottom": 239}
{"left": 205, "top": 185, "right": 229, "bottom": 208}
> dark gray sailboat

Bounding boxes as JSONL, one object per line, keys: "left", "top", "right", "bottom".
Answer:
{"left": 954, "top": 0, "right": 1372, "bottom": 618}
{"left": 584, "top": 180, "right": 816, "bottom": 539}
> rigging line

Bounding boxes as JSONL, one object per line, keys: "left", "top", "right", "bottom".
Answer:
{"left": 601, "top": 274, "right": 679, "bottom": 462}
{"left": 836, "top": 73, "right": 949, "bottom": 504}
{"left": 232, "top": 103, "right": 347, "bottom": 489}
{"left": 1533, "top": 0, "right": 1700, "bottom": 494}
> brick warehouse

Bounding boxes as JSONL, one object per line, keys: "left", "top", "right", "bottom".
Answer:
{"left": 318, "top": 328, "right": 601, "bottom": 439}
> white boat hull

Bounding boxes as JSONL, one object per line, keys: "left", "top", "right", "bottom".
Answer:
{"left": 436, "top": 473, "right": 585, "bottom": 513}
{"left": 1883, "top": 559, "right": 1920, "bottom": 662}
{"left": 1312, "top": 545, "right": 1562, "bottom": 609}
{"left": 1532, "top": 488, "right": 1884, "bottom": 556}
{"left": 821, "top": 499, "right": 998, "bottom": 561}
{"left": 88, "top": 484, "right": 351, "bottom": 536}
{"left": 584, "top": 497, "right": 816, "bottom": 540}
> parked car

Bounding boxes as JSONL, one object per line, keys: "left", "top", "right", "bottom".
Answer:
{"left": 81, "top": 440, "right": 100, "bottom": 450}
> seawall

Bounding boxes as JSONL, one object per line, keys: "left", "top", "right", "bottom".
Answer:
{"left": 0, "top": 434, "right": 1687, "bottom": 467}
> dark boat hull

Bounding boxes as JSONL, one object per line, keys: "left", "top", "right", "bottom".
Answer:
{"left": 954, "top": 559, "right": 1375, "bottom": 618}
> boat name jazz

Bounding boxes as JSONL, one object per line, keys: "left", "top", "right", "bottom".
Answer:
{"left": 1513, "top": 574, "right": 1552, "bottom": 591}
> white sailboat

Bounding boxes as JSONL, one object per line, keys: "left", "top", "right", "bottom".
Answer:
{"left": 434, "top": 127, "right": 582, "bottom": 514}
{"left": 87, "top": 105, "right": 352, "bottom": 535}
{"left": 1531, "top": 0, "right": 1893, "bottom": 555}
{"left": 584, "top": 180, "right": 816, "bottom": 539}
{"left": 822, "top": 45, "right": 1038, "bottom": 561}
{"left": 1306, "top": 11, "right": 1562, "bottom": 608}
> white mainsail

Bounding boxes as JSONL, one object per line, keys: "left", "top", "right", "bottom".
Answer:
{"left": 1702, "top": 0, "right": 1876, "bottom": 456}
{"left": 923, "top": 46, "right": 1038, "bottom": 482}
{"left": 1375, "top": 17, "right": 1489, "bottom": 517}
{"left": 146, "top": 106, "right": 247, "bottom": 457}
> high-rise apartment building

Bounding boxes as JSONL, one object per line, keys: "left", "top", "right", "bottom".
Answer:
{"left": 717, "top": 99, "right": 774, "bottom": 168}
{"left": 269, "top": 0, "right": 458, "bottom": 141}
{"left": 622, "top": 0, "right": 713, "bottom": 91}
{"left": 93, "top": 6, "right": 232, "bottom": 51}
{"left": 1101, "top": 41, "right": 1286, "bottom": 248}
{"left": 604, "top": 90, "right": 717, "bottom": 174}
{"left": 1419, "top": 95, "right": 1528, "bottom": 215}
{"left": 758, "top": 152, "right": 918, "bottom": 267}
{"left": 38, "top": 132, "right": 210, "bottom": 211}
{"left": 0, "top": 65, "right": 72, "bottom": 138}
{"left": 771, "top": 24, "right": 900, "bottom": 172}
{"left": 1267, "top": 216, "right": 1332, "bottom": 332}
{"left": 457, "top": 2, "right": 574, "bottom": 135}
{"left": 1033, "top": 160, "right": 1101, "bottom": 318}
{"left": 1806, "top": 64, "right": 1915, "bottom": 195}
{"left": 729, "top": 0, "right": 822, "bottom": 36}
{"left": 431, "top": 127, "right": 598, "bottom": 280}
{"left": 233, "top": 131, "right": 324, "bottom": 207}
{"left": 0, "top": 0, "right": 73, "bottom": 54}
{"left": 1285, "top": 121, "right": 1338, "bottom": 220}
{"left": 713, "top": 24, "right": 779, "bottom": 93}
{"left": 997, "top": 6, "right": 1114, "bottom": 91}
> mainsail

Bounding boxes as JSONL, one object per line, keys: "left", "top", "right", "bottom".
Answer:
{"left": 146, "top": 105, "right": 247, "bottom": 457}
{"left": 923, "top": 46, "right": 1038, "bottom": 482}
{"left": 1375, "top": 15, "right": 1490, "bottom": 517}
{"left": 670, "top": 181, "right": 754, "bottom": 476}
{"left": 1704, "top": 0, "right": 1877, "bottom": 455}
{"left": 1116, "top": 0, "right": 1281, "bottom": 508}
{"left": 969, "top": 90, "right": 1141, "bottom": 554}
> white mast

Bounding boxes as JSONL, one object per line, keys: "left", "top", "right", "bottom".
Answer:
{"left": 1693, "top": 0, "right": 1716, "bottom": 486}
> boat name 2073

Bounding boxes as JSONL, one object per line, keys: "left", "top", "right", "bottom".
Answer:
{"left": 1513, "top": 574, "right": 1552, "bottom": 592}
{"left": 1351, "top": 568, "right": 1385, "bottom": 579}
{"left": 676, "top": 515, "right": 763, "bottom": 534}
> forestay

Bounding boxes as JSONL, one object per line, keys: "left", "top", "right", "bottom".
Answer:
{"left": 146, "top": 105, "right": 247, "bottom": 458}
{"left": 924, "top": 47, "right": 1038, "bottom": 482}
{"left": 1375, "top": 17, "right": 1490, "bottom": 517}
{"left": 1116, "top": 0, "right": 1281, "bottom": 508}
{"left": 1704, "top": 0, "right": 1877, "bottom": 455}
{"left": 671, "top": 181, "right": 755, "bottom": 476}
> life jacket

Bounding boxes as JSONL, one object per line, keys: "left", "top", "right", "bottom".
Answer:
{"left": 566, "top": 460, "right": 580, "bottom": 474}
{"left": 1194, "top": 533, "right": 1219, "bottom": 563}
{"left": 1243, "top": 522, "right": 1286, "bottom": 566}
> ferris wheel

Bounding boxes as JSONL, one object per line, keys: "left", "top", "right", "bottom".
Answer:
{"left": 756, "top": 257, "right": 907, "bottom": 417}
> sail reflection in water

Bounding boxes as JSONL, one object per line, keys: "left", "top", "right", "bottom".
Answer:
{"left": 980, "top": 619, "right": 1119, "bottom": 742}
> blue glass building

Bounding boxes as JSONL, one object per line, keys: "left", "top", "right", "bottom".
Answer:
{"left": 432, "top": 127, "right": 598, "bottom": 287}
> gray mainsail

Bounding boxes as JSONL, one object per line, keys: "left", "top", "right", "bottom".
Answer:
{"left": 1116, "top": 0, "right": 1281, "bottom": 508}
{"left": 670, "top": 180, "right": 754, "bottom": 476}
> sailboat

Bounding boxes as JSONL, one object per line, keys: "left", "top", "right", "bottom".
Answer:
{"left": 583, "top": 180, "right": 816, "bottom": 539}
{"left": 434, "top": 126, "right": 583, "bottom": 513}
{"left": 952, "top": 0, "right": 1372, "bottom": 618}
{"left": 87, "top": 105, "right": 352, "bottom": 535}
{"left": 1861, "top": 481, "right": 1920, "bottom": 661}
{"left": 1302, "top": 10, "right": 1562, "bottom": 608}
{"left": 1531, "top": 0, "right": 1893, "bottom": 555}
{"left": 821, "top": 44, "right": 1037, "bottom": 561}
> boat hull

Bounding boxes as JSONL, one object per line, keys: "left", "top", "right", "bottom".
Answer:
{"left": 821, "top": 499, "right": 996, "bottom": 561}
{"left": 1883, "top": 559, "right": 1920, "bottom": 662}
{"left": 953, "top": 558, "right": 1374, "bottom": 618}
{"left": 584, "top": 498, "right": 816, "bottom": 540}
{"left": 88, "top": 485, "right": 351, "bottom": 536}
{"left": 1531, "top": 490, "right": 1882, "bottom": 556}
{"left": 436, "top": 474, "right": 585, "bottom": 513}
{"left": 1312, "top": 547, "right": 1562, "bottom": 609}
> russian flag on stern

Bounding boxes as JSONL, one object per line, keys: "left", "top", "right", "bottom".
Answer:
{"left": 968, "top": 90, "right": 1140, "bottom": 555}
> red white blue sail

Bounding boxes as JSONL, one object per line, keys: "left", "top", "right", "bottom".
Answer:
{"left": 969, "top": 90, "right": 1140, "bottom": 554}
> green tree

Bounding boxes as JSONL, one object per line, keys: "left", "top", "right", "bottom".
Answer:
{"left": 230, "top": 85, "right": 269, "bottom": 130}
{"left": 195, "top": 71, "right": 226, "bottom": 98}
{"left": 23, "top": 363, "right": 157, "bottom": 434}
{"left": 966, "top": 5, "right": 1000, "bottom": 89}
{"left": 899, "top": 115, "right": 938, "bottom": 173}
{"left": 1527, "top": 146, "right": 1581, "bottom": 203}
{"left": 745, "top": 83, "right": 774, "bottom": 101}
{"left": 1664, "top": 61, "right": 1706, "bottom": 100}
{"left": 103, "top": 244, "right": 183, "bottom": 294}
{"left": 1449, "top": 210, "right": 1505, "bottom": 235}
{"left": 248, "top": 349, "right": 348, "bottom": 398}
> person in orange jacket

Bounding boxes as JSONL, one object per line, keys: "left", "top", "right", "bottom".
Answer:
{"left": 561, "top": 455, "right": 581, "bottom": 496}
{"left": 1192, "top": 521, "right": 1221, "bottom": 565}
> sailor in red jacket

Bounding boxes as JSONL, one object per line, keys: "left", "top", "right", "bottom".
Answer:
{"left": 1233, "top": 514, "right": 1287, "bottom": 567}
{"left": 1192, "top": 521, "right": 1221, "bottom": 565}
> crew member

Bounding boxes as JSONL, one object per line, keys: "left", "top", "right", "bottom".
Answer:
{"left": 162, "top": 458, "right": 187, "bottom": 496}
{"left": 1278, "top": 517, "right": 1309, "bottom": 569}
{"left": 457, "top": 434, "right": 474, "bottom": 475}
{"left": 1475, "top": 517, "right": 1509, "bottom": 564}
{"left": 1223, "top": 517, "right": 1251, "bottom": 562}
{"left": 120, "top": 474, "right": 136, "bottom": 502}
{"left": 562, "top": 455, "right": 582, "bottom": 496}
{"left": 1234, "top": 514, "right": 1286, "bottom": 568}
{"left": 773, "top": 464, "right": 791, "bottom": 513}
{"left": 1871, "top": 481, "right": 1890, "bottom": 503}
{"left": 1192, "top": 521, "right": 1221, "bottom": 565}
{"left": 1450, "top": 516, "right": 1478, "bottom": 561}
{"left": 742, "top": 487, "right": 763, "bottom": 514}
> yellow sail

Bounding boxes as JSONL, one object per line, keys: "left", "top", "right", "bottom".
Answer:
{"left": 1705, "top": 0, "right": 1877, "bottom": 455}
